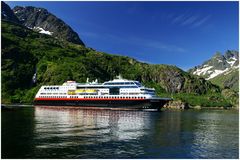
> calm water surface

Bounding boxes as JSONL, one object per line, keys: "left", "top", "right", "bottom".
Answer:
{"left": 1, "top": 107, "right": 239, "bottom": 158}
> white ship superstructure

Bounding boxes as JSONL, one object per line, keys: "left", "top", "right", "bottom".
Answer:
{"left": 34, "top": 77, "right": 171, "bottom": 110}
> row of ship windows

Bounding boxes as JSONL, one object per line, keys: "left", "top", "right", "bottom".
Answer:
{"left": 83, "top": 96, "right": 146, "bottom": 99}
{"left": 39, "top": 96, "right": 146, "bottom": 99}
{"left": 104, "top": 82, "right": 135, "bottom": 85}
{"left": 43, "top": 87, "right": 74, "bottom": 90}
{"left": 120, "top": 89, "right": 139, "bottom": 91}
{"left": 39, "top": 96, "right": 67, "bottom": 98}
{"left": 40, "top": 93, "right": 67, "bottom": 95}
{"left": 44, "top": 87, "right": 59, "bottom": 90}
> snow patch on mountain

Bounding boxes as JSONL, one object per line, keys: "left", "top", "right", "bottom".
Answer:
{"left": 34, "top": 27, "right": 53, "bottom": 35}
{"left": 193, "top": 65, "right": 213, "bottom": 76}
{"left": 206, "top": 68, "right": 229, "bottom": 80}
{"left": 227, "top": 57, "right": 237, "bottom": 67}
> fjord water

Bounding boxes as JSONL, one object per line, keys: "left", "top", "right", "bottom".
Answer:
{"left": 2, "top": 107, "right": 239, "bottom": 159}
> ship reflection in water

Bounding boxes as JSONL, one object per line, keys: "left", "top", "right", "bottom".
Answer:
{"left": 34, "top": 106, "right": 152, "bottom": 158}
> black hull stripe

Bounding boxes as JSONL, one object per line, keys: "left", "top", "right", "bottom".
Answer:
{"left": 34, "top": 99, "right": 168, "bottom": 109}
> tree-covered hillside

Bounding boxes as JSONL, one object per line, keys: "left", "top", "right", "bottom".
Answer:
{"left": 1, "top": 20, "right": 237, "bottom": 107}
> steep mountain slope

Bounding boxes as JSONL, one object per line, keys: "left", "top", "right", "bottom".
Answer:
{"left": 210, "top": 67, "right": 239, "bottom": 91}
{"left": 189, "top": 50, "right": 239, "bottom": 91}
{"left": 2, "top": 20, "right": 229, "bottom": 107}
{"left": 12, "top": 5, "right": 85, "bottom": 45}
{"left": 1, "top": 1, "right": 20, "bottom": 23}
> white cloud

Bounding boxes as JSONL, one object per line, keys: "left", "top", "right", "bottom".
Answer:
{"left": 171, "top": 12, "right": 211, "bottom": 28}
{"left": 181, "top": 15, "right": 199, "bottom": 26}
{"left": 192, "top": 15, "right": 211, "bottom": 28}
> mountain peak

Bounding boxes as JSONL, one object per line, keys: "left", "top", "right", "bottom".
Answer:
{"left": 189, "top": 50, "right": 239, "bottom": 80}
{"left": 12, "top": 5, "right": 85, "bottom": 45}
{"left": 189, "top": 50, "right": 239, "bottom": 91}
{"left": 1, "top": 1, "right": 20, "bottom": 23}
{"left": 224, "top": 50, "right": 239, "bottom": 59}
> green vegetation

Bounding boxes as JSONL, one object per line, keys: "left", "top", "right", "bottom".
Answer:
{"left": 210, "top": 68, "right": 239, "bottom": 92}
{"left": 1, "top": 20, "right": 238, "bottom": 108}
{"left": 173, "top": 93, "right": 231, "bottom": 108}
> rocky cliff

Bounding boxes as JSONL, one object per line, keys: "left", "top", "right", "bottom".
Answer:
{"left": 1, "top": 1, "right": 20, "bottom": 23}
{"left": 12, "top": 6, "right": 85, "bottom": 45}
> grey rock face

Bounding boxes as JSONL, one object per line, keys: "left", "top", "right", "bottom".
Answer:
{"left": 164, "top": 100, "right": 189, "bottom": 109}
{"left": 13, "top": 6, "right": 85, "bottom": 45}
{"left": 1, "top": 1, "right": 20, "bottom": 23}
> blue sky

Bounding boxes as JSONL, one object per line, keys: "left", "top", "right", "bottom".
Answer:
{"left": 7, "top": 1, "right": 239, "bottom": 70}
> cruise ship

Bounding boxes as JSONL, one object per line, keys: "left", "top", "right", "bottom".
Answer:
{"left": 34, "top": 77, "right": 172, "bottom": 111}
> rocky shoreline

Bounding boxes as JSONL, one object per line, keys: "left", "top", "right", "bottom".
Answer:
{"left": 163, "top": 100, "right": 238, "bottom": 110}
